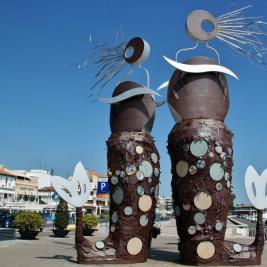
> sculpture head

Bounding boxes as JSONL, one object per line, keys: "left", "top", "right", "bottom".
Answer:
{"left": 110, "top": 81, "right": 156, "bottom": 133}
{"left": 167, "top": 56, "right": 229, "bottom": 122}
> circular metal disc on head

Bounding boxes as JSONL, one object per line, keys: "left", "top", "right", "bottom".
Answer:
{"left": 194, "top": 212, "right": 206, "bottom": 224}
{"left": 139, "top": 161, "right": 153, "bottom": 178}
{"left": 174, "top": 205, "right": 180, "bottom": 216}
{"left": 210, "top": 162, "right": 224, "bottom": 181}
{"left": 127, "top": 237, "right": 143, "bottom": 255}
{"left": 197, "top": 241, "right": 215, "bottom": 259}
{"left": 233, "top": 243, "right": 242, "bottom": 253}
{"left": 124, "top": 206, "right": 133, "bottom": 216}
{"left": 215, "top": 146, "right": 223, "bottom": 154}
{"left": 137, "top": 186, "right": 145, "bottom": 196}
{"left": 187, "top": 10, "right": 218, "bottom": 41}
{"left": 226, "top": 180, "right": 231, "bottom": 188}
{"left": 136, "top": 170, "right": 145, "bottom": 181}
{"left": 111, "top": 211, "right": 118, "bottom": 223}
{"left": 190, "top": 139, "right": 208, "bottom": 157}
{"left": 176, "top": 160, "right": 189, "bottom": 177}
{"left": 183, "top": 203, "right": 190, "bottom": 211}
{"left": 95, "top": 241, "right": 105, "bottom": 250}
{"left": 110, "top": 225, "right": 116, "bottom": 232}
{"left": 196, "top": 159, "right": 206, "bottom": 169}
{"left": 135, "top": 145, "right": 144, "bottom": 154}
{"left": 215, "top": 221, "right": 223, "bottom": 231}
{"left": 194, "top": 191, "right": 212, "bottom": 210}
{"left": 227, "top": 147, "right": 233, "bottom": 156}
{"left": 112, "top": 186, "right": 124, "bottom": 204}
{"left": 216, "top": 183, "right": 223, "bottom": 191}
{"left": 140, "top": 215, "right": 148, "bottom": 226}
{"left": 111, "top": 175, "right": 118, "bottom": 185}
{"left": 188, "top": 225, "right": 196, "bottom": 235}
{"left": 151, "top": 153, "right": 158, "bottom": 163}
{"left": 189, "top": 165, "right": 197, "bottom": 175}
{"left": 154, "top": 167, "right": 160, "bottom": 177}
{"left": 115, "top": 170, "right": 121, "bottom": 176}
{"left": 126, "top": 165, "right": 137, "bottom": 176}
{"left": 138, "top": 195, "right": 152, "bottom": 212}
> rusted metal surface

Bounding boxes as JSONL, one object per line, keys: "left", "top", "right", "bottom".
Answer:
{"left": 167, "top": 56, "right": 264, "bottom": 265}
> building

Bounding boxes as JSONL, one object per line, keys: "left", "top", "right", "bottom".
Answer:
{"left": 156, "top": 195, "right": 173, "bottom": 219}
{"left": 0, "top": 168, "right": 16, "bottom": 206}
{"left": 15, "top": 173, "right": 38, "bottom": 203}
{"left": 85, "top": 170, "right": 109, "bottom": 215}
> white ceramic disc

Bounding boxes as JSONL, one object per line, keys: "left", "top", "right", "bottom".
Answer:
{"left": 111, "top": 211, "right": 118, "bottom": 223}
{"left": 115, "top": 170, "right": 121, "bottom": 176}
{"left": 151, "top": 153, "right": 158, "bottom": 163}
{"left": 189, "top": 165, "right": 197, "bottom": 175}
{"left": 188, "top": 225, "right": 196, "bottom": 235}
{"left": 194, "top": 191, "right": 212, "bottom": 210}
{"left": 215, "top": 146, "right": 223, "bottom": 154}
{"left": 139, "top": 161, "right": 153, "bottom": 178}
{"left": 110, "top": 225, "right": 116, "bottom": 232}
{"left": 154, "top": 167, "right": 160, "bottom": 177}
{"left": 209, "top": 151, "right": 214, "bottom": 158}
{"left": 216, "top": 183, "right": 223, "bottom": 191}
{"left": 220, "top": 152, "right": 227, "bottom": 161}
{"left": 194, "top": 212, "right": 206, "bottom": 224}
{"left": 95, "top": 241, "right": 105, "bottom": 250}
{"left": 120, "top": 171, "right": 126, "bottom": 178}
{"left": 111, "top": 175, "right": 118, "bottom": 185}
{"left": 137, "top": 186, "right": 145, "bottom": 196}
{"left": 183, "top": 203, "right": 190, "bottom": 211}
{"left": 124, "top": 206, "right": 133, "bottom": 216}
{"left": 224, "top": 172, "right": 230, "bottom": 181}
{"left": 210, "top": 162, "right": 224, "bottom": 181}
{"left": 176, "top": 160, "right": 189, "bottom": 177}
{"left": 140, "top": 215, "right": 148, "bottom": 226}
{"left": 197, "top": 241, "right": 215, "bottom": 259}
{"left": 233, "top": 243, "right": 242, "bottom": 253}
{"left": 112, "top": 186, "right": 124, "bottom": 204}
{"left": 215, "top": 221, "right": 223, "bottom": 231}
{"left": 135, "top": 145, "right": 144, "bottom": 154}
{"left": 196, "top": 159, "right": 206, "bottom": 169}
{"left": 127, "top": 237, "right": 142, "bottom": 255}
{"left": 138, "top": 195, "right": 152, "bottom": 212}
{"left": 126, "top": 165, "right": 137, "bottom": 176}
{"left": 226, "top": 180, "right": 231, "bottom": 188}
{"left": 190, "top": 140, "right": 208, "bottom": 157}
{"left": 136, "top": 170, "right": 145, "bottom": 181}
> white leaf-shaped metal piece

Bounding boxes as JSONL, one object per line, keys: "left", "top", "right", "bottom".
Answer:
{"left": 98, "top": 87, "right": 160, "bottom": 104}
{"left": 51, "top": 162, "right": 90, "bottom": 207}
{"left": 163, "top": 55, "right": 239, "bottom": 80}
{"left": 245, "top": 165, "right": 267, "bottom": 210}
{"left": 157, "top": 81, "right": 169, "bottom": 91}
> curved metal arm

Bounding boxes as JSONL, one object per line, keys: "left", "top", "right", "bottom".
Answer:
{"left": 175, "top": 41, "right": 199, "bottom": 61}
{"left": 205, "top": 41, "right": 221, "bottom": 64}
{"left": 138, "top": 65, "right": 150, "bottom": 88}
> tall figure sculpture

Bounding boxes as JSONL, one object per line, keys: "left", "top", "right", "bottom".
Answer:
{"left": 162, "top": 6, "right": 267, "bottom": 266}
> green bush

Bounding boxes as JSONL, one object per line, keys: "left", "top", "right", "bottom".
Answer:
{"left": 82, "top": 214, "right": 98, "bottom": 229}
{"left": 100, "top": 212, "right": 109, "bottom": 221}
{"left": 54, "top": 198, "right": 69, "bottom": 230}
{"left": 15, "top": 211, "right": 43, "bottom": 231}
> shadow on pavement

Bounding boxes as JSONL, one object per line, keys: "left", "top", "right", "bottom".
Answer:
{"left": 36, "top": 255, "right": 76, "bottom": 263}
{"left": 148, "top": 248, "right": 180, "bottom": 263}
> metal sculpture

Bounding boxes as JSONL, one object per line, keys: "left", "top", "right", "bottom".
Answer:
{"left": 163, "top": 6, "right": 267, "bottom": 266}
{"left": 52, "top": 36, "right": 161, "bottom": 264}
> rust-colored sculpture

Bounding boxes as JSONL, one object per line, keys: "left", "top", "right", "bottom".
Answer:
{"left": 164, "top": 7, "right": 266, "bottom": 266}
{"left": 75, "top": 37, "right": 160, "bottom": 264}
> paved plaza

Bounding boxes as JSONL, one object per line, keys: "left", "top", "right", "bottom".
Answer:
{"left": 0, "top": 219, "right": 267, "bottom": 267}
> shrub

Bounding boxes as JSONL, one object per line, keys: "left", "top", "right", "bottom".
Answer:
{"left": 15, "top": 211, "right": 43, "bottom": 231}
{"left": 54, "top": 198, "right": 69, "bottom": 230}
{"left": 82, "top": 214, "right": 98, "bottom": 229}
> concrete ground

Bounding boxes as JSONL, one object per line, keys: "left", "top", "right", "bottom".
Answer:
{"left": 0, "top": 219, "right": 266, "bottom": 267}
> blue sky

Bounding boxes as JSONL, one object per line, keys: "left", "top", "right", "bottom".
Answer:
{"left": 0, "top": 0, "right": 267, "bottom": 204}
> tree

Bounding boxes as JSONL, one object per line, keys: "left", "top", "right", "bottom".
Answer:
{"left": 54, "top": 198, "right": 69, "bottom": 230}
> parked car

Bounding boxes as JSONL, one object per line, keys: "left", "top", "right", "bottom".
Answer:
{"left": 0, "top": 210, "right": 16, "bottom": 228}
